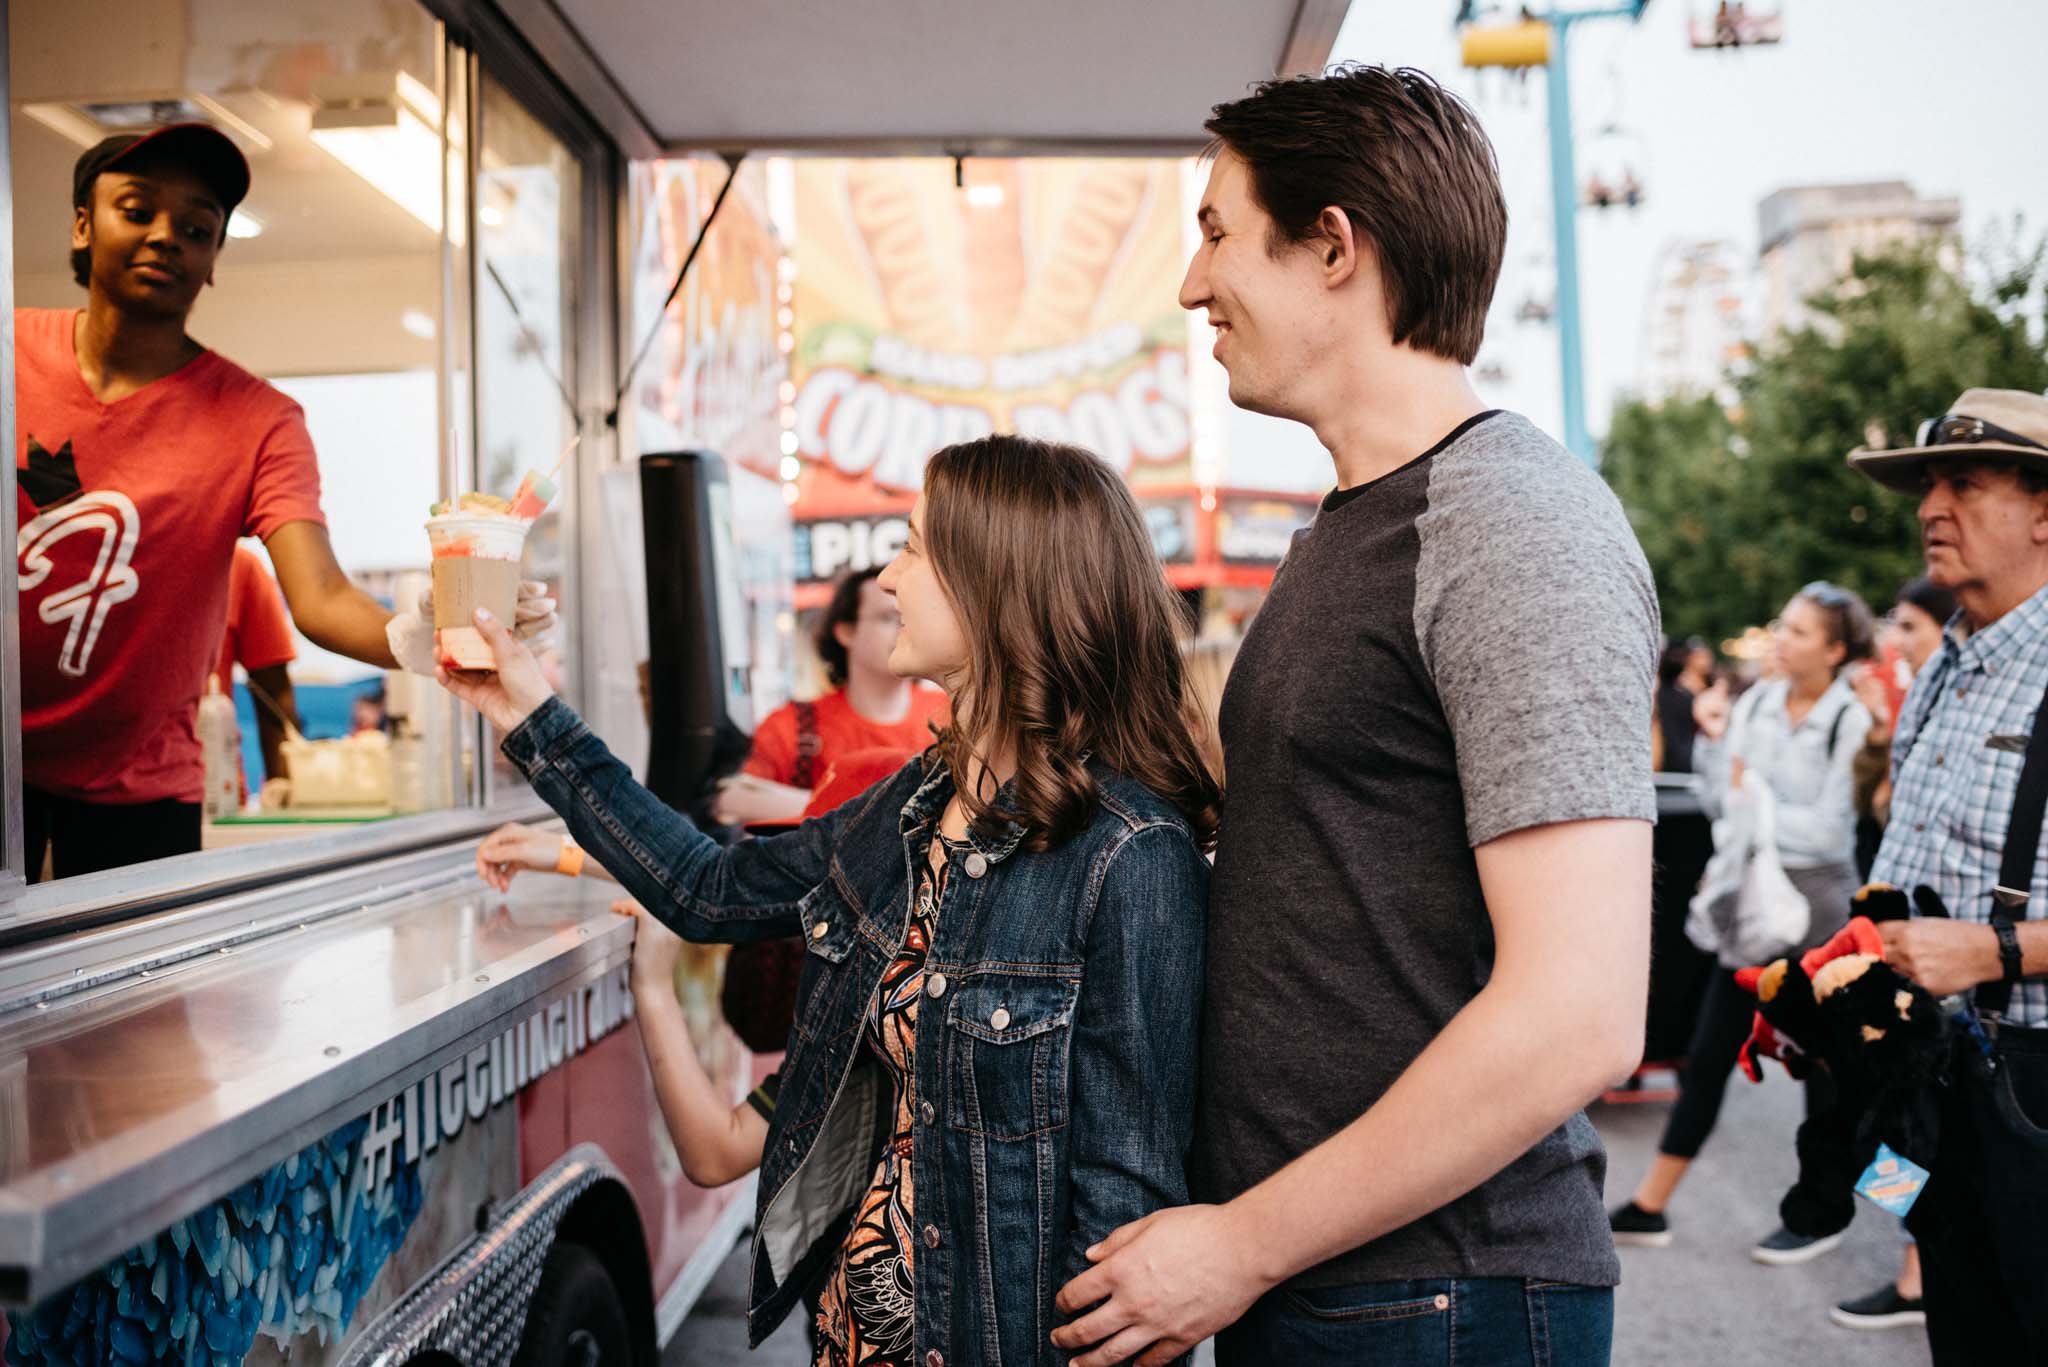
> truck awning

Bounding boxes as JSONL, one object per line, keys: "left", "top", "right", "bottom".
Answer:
{"left": 496, "top": 0, "right": 1355, "bottom": 159}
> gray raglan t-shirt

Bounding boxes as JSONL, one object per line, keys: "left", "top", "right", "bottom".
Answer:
{"left": 1190, "top": 409, "right": 1658, "bottom": 1290}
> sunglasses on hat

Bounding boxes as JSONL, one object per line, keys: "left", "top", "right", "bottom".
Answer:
{"left": 1914, "top": 414, "right": 2048, "bottom": 454}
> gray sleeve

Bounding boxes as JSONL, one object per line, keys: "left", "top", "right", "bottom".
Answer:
{"left": 1413, "top": 425, "right": 1661, "bottom": 847}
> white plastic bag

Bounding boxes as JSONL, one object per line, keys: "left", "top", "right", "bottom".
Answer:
{"left": 1687, "top": 770, "right": 1811, "bottom": 966}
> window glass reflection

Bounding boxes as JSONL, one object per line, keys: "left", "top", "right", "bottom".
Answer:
{"left": 8, "top": 0, "right": 464, "bottom": 883}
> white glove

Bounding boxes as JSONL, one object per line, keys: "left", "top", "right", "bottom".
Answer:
{"left": 387, "top": 581, "right": 559, "bottom": 677}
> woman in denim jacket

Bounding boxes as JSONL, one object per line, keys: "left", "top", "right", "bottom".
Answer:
{"left": 443, "top": 435, "right": 1218, "bottom": 1367}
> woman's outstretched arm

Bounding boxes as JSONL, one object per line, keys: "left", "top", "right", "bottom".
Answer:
{"left": 441, "top": 608, "right": 851, "bottom": 943}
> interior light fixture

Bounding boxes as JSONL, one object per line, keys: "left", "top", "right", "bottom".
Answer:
{"left": 22, "top": 96, "right": 272, "bottom": 154}
{"left": 21, "top": 103, "right": 107, "bottom": 149}
{"left": 225, "top": 210, "right": 264, "bottom": 239}
{"left": 310, "top": 71, "right": 453, "bottom": 237}
{"left": 400, "top": 309, "right": 436, "bottom": 340}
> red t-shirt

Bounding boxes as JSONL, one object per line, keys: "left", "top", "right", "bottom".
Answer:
{"left": 213, "top": 544, "right": 297, "bottom": 695}
{"left": 742, "top": 686, "right": 948, "bottom": 787}
{"left": 15, "top": 308, "right": 326, "bottom": 804}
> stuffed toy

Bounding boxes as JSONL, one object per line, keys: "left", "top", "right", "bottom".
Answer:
{"left": 1733, "top": 883, "right": 1952, "bottom": 1237}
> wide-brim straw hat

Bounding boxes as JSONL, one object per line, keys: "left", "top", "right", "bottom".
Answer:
{"left": 1848, "top": 388, "right": 2048, "bottom": 494}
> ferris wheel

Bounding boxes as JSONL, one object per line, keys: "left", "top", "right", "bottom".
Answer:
{"left": 1638, "top": 239, "right": 1753, "bottom": 405}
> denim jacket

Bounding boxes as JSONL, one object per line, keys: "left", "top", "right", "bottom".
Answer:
{"left": 503, "top": 698, "right": 1209, "bottom": 1367}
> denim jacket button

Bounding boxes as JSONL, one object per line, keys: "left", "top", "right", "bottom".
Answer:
{"left": 925, "top": 1353, "right": 944, "bottom": 1367}
{"left": 811, "top": 921, "right": 830, "bottom": 940}
{"left": 919, "top": 1100, "right": 936, "bottom": 1126}
{"left": 925, "top": 972, "right": 949, "bottom": 999}
{"left": 923, "top": 1224, "right": 941, "bottom": 1249}
{"left": 964, "top": 851, "right": 989, "bottom": 879}
{"left": 990, "top": 1007, "right": 1011, "bottom": 1031}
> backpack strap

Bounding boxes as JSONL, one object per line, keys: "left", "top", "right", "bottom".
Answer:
{"left": 791, "top": 700, "right": 822, "bottom": 791}
{"left": 1977, "top": 679, "right": 2048, "bottom": 1017}
{"left": 1827, "top": 697, "right": 1852, "bottom": 762}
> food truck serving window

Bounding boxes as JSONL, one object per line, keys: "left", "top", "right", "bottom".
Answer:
{"left": 0, "top": 0, "right": 611, "bottom": 926}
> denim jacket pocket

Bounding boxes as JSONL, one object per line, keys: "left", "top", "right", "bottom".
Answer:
{"left": 791, "top": 880, "right": 862, "bottom": 1045}
{"left": 946, "top": 973, "right": 1079, "bottom": 1139}
{"left": 797, "top": 879, "right": 857, "bottom": 964}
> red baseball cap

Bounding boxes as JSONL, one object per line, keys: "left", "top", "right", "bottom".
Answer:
{"left": 72, "top": 124, "right": 250, "bottom": 217}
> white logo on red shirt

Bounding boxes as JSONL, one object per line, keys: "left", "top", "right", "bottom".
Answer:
{"left": 18, "top": 490, "right": 142, "bottom": 678}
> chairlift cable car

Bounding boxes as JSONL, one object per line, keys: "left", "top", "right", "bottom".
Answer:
{"left": 1513, "top": 247, "right": 1557, "bottom": 326}
{"left": 1581, "top": 121, "right": 1648, "bottom": 211}
{"left": 1688, "top": 0, "right": 1784, "bottom": 50}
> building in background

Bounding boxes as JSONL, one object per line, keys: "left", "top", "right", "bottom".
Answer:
{"left": 1757, "top": 180, "right": 1960, "bottom": 336}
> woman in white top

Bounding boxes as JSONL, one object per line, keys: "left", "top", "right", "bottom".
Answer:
{"left": 1612, "top": 581, "right": 1876, "bottom": 1260}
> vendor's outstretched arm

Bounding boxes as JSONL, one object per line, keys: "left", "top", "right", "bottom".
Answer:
{"left": 266, "top": 520, "right": 399, "bottom": 668}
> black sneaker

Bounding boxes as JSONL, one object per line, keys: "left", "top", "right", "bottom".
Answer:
{"left": 1830, "top": 1285, "right": 1926, "bottom": 1331}
{"left": 1609, "top": 1201, "right": 1672, "bottom": 1248}
{"left": 1749, "top": 1226, "right": 1844, "bottom": 1265}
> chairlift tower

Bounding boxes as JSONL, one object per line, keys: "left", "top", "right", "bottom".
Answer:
{"left": 1461, "top": 1, "right": 1650, "bottom": 466}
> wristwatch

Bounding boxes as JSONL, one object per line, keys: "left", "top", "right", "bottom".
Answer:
{"left": 555, "top": 835, "right": 586, "bottom": 878}
{"left": 1995, "top": 919, "right": 2025, "bottom": 983}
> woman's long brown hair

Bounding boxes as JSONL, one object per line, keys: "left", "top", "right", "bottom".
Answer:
{"left": 922, "top": 435, "right": 1222, "bottom": 851}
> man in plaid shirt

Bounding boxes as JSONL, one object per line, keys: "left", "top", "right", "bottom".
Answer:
{"left": 1848, "top": 387, "right": 2048, "bottom": 1364}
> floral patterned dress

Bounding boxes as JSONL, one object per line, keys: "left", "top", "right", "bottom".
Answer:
{"left": 811, "top": 838, "right": 962, "bottom": 1366}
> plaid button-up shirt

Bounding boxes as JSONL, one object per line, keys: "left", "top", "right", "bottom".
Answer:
{"left": 1872, "top": 580, "right": 2048, "bottom": 1027}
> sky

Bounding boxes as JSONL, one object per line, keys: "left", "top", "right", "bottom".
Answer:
{"left": 1228, "top": 0, "right": 2048, "bottom": 490}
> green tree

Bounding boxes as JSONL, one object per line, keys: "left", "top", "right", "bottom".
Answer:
{"left": 1605, "top": 242, "right": 2048, "bottom": 645}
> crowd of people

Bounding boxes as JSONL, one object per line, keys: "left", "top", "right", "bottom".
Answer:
{"left": 1625, "top": 577, "right": 1958, "bottom": 1331}
{"left": 1617, "top": 393, "right": 2048, "bottom": 1362}
{"left": 436, "top": 65, "right": 2046, "bottom": 1367}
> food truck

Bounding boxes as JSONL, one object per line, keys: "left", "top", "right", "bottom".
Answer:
{"left": 0, "top": 2, "right": 1352, "bottom": 1363}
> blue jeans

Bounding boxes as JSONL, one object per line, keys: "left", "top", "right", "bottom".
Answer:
{"left": 1215, "top": 1277, "right": 1613, "bottom": 1366}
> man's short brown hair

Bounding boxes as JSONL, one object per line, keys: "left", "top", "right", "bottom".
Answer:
{"left": 1204, "top": 64, "right": 1507, "bottom": 365}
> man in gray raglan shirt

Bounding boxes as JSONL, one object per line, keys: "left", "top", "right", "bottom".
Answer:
{"left": 1053, "top": 67, "right": 1658, "bottom": 1367}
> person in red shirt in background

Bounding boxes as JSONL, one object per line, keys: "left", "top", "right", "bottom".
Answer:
{"left": 712, "top": 565, "right": 947, "bottom": 826}
{"left": 214, "top": 542, "right": 299, "bottom": 796}
{"left": 17, "top": 124, "right": 547, "bottom": 880}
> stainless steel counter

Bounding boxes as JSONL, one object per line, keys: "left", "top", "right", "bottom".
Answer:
{"left": 0, "top": 854, "right": 631, "bottom": 1305}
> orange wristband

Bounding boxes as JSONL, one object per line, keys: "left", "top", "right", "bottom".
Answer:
{"left": 555, "top": 836, "right": 585, "bottom": 878}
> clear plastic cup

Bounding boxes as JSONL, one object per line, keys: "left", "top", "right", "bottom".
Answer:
{"left": 427, "top": 512, "right": 528, "bottom": 669}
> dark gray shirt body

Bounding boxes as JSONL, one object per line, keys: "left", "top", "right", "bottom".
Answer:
{"left": 1191, "top": 410, "right": 1658, "bottom": 1290}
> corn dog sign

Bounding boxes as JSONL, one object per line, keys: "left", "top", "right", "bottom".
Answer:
{"left": 788, "top": 158, "right": 1195, "bottom": 538}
